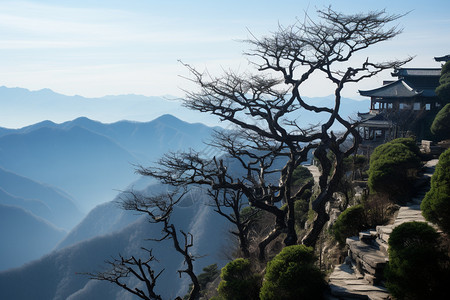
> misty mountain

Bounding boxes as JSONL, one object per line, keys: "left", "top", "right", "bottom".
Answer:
{"left": 0, "top": 167, "right": 82, "bottom": 230}
{"left": 0, "top": 186, "right": 230, "bottom": 300}
{"left": 57, "top": 114, "right": 214, "bottom": 161}
{"left": 0, "top": 115, "right": 216, "bottom": 212}
{"left": 55, "top": 196, "right": 140, "bottom": 251}
{"left": 0, "top": 203, "right": 66, "bottom": 271}
{"left": 0, "top": 125, "right": 140, "bottom": 212}
{"left": 0, "top": 86, "right": 221, "bottom": 128}
{"left": 0, "top": 115, "right": 218, "bottom": 272}
{"left": 0, "top": 86, "right": 370, "bottom": 131}
{"left": 0, "top": 187, "right": 53, "bottom": 222}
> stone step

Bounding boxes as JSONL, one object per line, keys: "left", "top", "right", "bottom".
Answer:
{"left": 346, "top": 237, "right": 388, "bottom": 284}
{"left": 376, "top": 225, "right": 393, "bottom": 244}
{"left": 359, "top": 230, "right": 377, "bottom": 243}
{"left": 328, "top": 263, "right": 390, "bottom": 300}
{"left": 375, "top": 238, "right": 388, "bottom": 255}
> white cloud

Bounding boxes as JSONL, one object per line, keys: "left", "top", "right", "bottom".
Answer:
{"left": 0, "top": 1, "right": 240, "bottom": 51}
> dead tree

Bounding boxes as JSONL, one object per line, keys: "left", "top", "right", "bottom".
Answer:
{"left": 85, "top": 248, "right": 163, "bottom": 300}
{"left": 140, "top": 7, "right": 412, "bottom": 257}
{"left": 121, "top": 191, "right": 201, "bottom": 300}
{"left": 85, "top": 190, "right": 200, "bottom": 300}
{"left": 208, "top": 188, "right": 259, "bottom": 258}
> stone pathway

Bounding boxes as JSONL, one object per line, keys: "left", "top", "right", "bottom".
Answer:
{"left": 327, "top": 159, "right": 438, "bottom": 299}
{"left": 305, "top": 164, "right": 321, "bottom": 185}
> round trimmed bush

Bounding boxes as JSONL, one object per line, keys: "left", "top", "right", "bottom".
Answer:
{"left": 368, "top": 138, "right": 421, "bottom": 202}
{"left": 217, "top": 258, "right": 261, "bottom": 300}
{"left": 259, "top": 245, "right": 326, "bottom": 300}
{"left": 430, "top": 103, "right": 450, "bottom": 140}
{"left": 333, "top": 204, "right": 367, "bottom": 246}
{"left": 421, "top": 148, "right": 450, "bottom": 233}
{"left": 385, "top": 222, "right": 447, "bottom": 299}
{"left": 436, "top": 61, "right": 450, "bottom": 102}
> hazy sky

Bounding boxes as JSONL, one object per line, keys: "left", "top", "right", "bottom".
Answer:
{"left": 1, "top": 0, "right": 449, "bottom": 99}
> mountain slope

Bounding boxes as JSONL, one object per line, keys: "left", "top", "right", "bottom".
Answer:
{"left": 0, "top": 115, "right": 216, "bottom": 211}
{"left": 0, "top": 187, "right": 52, "bottom": 221}
{"left": 0, "top": 167, "right": 82, "bottom": 230}
{"left": 55, "top": 196, "right": 140, "bottom": 250}
{"left": 0, "top": 126, "right": 140, "bottom": 211}
{"left": 0, "top": 204, "right": 66, "bottom": 271}
{"left": 0, "top": 188, "right": 230, "bottom": 300}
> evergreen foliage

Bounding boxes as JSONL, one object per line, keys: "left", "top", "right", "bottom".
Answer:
{"left": 385, "top": 222, "right": 448, "bottom": 299}
{"left": 430, "top": 103, "right": 450, "bottom": 140}
{"left": 421, "top": 148, "right": 450, "bottom": 233}
{"left": 294, "top": 189, "right": 312, "bottom": 230}
{"left": 216, "top": 258, "right": 261, "bottom": 300}
{"left": 292, "top": 165, "right": 314, "bottom": 187}
{"left": 259, "top": 245, "right": 326, "bottom": 300}
{"left": 184, "top": 264, "right": 220, "bottom": 299}
{"left": 436, "top": 61, "right": 450, "bottom": 102}
{"left": 281, "top": 188, "right": 312, "bottom": 232}
{"left": 333, "top": 204, "right": 367, "bottom": 246}
{"left": 368, "top": 138, "right": 421, "bottom": 202}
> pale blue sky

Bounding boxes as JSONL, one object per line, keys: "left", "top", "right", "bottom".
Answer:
{"left": 0, "top": 0, "right": 449, "bottom": 99}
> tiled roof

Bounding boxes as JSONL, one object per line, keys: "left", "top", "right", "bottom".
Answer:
{"left": 435, "top": 55, "right": 450, "bottom": 62}
{"left": 358, "top": 80, "right": 421, "bottom": 98}
{"left": 392, "top": 68, "right": 441, "bottom": 77}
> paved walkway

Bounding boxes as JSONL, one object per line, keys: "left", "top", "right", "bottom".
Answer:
{"left": 305, "top": 164, "right": 320, "bottom": 186}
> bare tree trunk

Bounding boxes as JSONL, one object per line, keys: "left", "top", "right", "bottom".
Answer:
{"left": 302, "top": 204, "right": 330, "bottom": 248}
{"left": 258, "top": 227, "right": 284, "bottom": 261}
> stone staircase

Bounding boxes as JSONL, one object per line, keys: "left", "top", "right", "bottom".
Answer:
{"left": 327, "top": 159, "right": 438, "bottom": 299}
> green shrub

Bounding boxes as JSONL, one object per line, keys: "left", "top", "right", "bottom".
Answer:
{"left": 430, "top": 103, "right": 450, "bottom": 140}
{"left": 184, "top": 263, "right": 220, "bottom": 299}
{"left": 363, "top": 194, "right": 395, "bottom": 227}
{"left": 292, "top": 165, "right": 313, "bottom": 186}
{"left": 217, "top": 258, "right": 261, "bottom": 300}
{"left": 294, "top": 191, "right": 311, "bottom": 230}
{"left": 333, "top": 204, "right": 367, "bottom": 246}
{"left": 436, "top": 61, "right": 450, "bottom": 102}
{"left": 421, "top": 148, "right": 450, "bottom": 233}
{"left": 368, "top": 138, "right": 421, "bottom": 202}
{"left": 259, "top": 245, "right": 326, "bottom": 300}
{"left": 385, "top": 222, "right": 447, "bottom": 299}
{"left": 281, "top": 189, "right": 312, "bottom": 232}
{"left": 386, "top": 137, "right": 421, "bottom": 157}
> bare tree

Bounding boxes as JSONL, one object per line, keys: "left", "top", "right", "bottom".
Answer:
{"left": 208, "top": 188, "right": 259, "bottom": 258}
{"left": 86, "top": 248, "right": 163, "bottom": 300}
{"left": 139, "top": 7, "right": 412, "bottom": 258}
{"left": 121, "top": 191, "right": 201, "bottom": 300}
{"left": 86, "top": 190, "right": 200, "bottom": 300}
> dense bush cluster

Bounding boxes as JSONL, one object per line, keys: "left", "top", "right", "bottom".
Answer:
{"left": 368, "top": 138, "right": 421, "bottom": 202}
{"left": 333, "top": 204, "right": 367, "bottom": 246}
{"left": 430, "top": 103, "right": 450, "bottom": 140}
{"left": 436, "top": 61, "right": 450, "bottom": 103}
{"left": 215, "top": 258, "right": 261, "bottom": 300}
{"left": 292, "top": 165, "right": 313, "bottom": 187}
{"left": 385, "top": 222, "right": 448, "bottom": 299}
{"left": 259, "top": 245, "right": 326, "bottom": 300}
{"left": 421, "top": 148, "right": 450, "bottom": 233}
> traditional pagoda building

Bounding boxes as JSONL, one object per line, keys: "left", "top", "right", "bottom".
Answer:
{"left": 357, "top": 60, "right": 445, "bottom": 144}
{"left": 359, "top": 68, "right": 441, "bottom": 115}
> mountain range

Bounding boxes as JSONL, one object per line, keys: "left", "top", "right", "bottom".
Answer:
{"left": 0, "top": 185, "right": 231, "bottom": 299}
{"left": 0, "top": 86, "right": 370, "bottom": 130}
{"left": 0, "top": 114, "right": 217, "bottom": 272}
{"left": 0, "top": 86, "right": 221, "bottom": 129}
